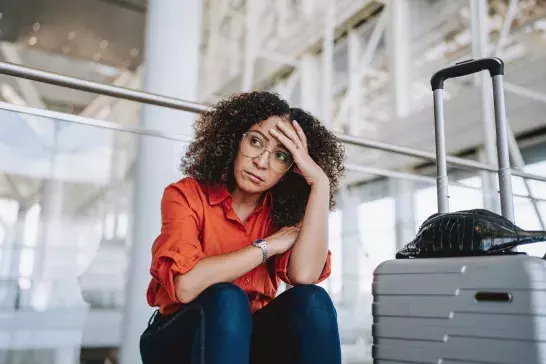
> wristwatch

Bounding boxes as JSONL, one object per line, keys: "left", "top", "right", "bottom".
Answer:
{"left": 252, "top": 239, "right": 268, "bottom": 264}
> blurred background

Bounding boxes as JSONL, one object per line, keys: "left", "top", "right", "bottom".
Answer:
{"left": 0, "top": 0, "right": 545, "bottom": 363}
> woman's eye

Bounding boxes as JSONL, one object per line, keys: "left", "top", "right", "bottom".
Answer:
{"left": 250, "top": 137, "right": 263, "bottom": 147}
{"left": 275, "top": 152, "right": 288, "bottom": 162}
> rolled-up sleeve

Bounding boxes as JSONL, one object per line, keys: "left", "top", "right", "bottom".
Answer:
{"left": 275, "top": 249, "right": 332, "bottom": 286}
{"left": 148, "top": 183, "right": 205, "bottom": 304}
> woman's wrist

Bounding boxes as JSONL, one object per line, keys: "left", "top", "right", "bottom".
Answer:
{"left": 311, "top": 177, "right": 330, "bottom": 193}
{"left": 264, "top": 238, "right": 278, "bottom": 256}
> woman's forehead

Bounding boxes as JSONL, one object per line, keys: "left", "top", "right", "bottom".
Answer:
{"left": 252, "top": 115, "right": 289, "bottom": 131}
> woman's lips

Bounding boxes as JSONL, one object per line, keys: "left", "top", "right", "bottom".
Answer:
{"left": 245, "top": 171, "right": 264, "bottom": 183}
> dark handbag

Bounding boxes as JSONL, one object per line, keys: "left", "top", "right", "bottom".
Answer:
{"left": 396, "top": 209, "right": 546, "bottom": 258}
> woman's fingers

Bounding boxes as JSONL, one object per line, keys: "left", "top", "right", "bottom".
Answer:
{"left": 291, "top": 120, "right": 308, "bottom": 152}
{"left": 275, "top": 120, "right": 303, "bottom": 150}
{"left": 269, "top": 128, "right": 299, "bottom": 156}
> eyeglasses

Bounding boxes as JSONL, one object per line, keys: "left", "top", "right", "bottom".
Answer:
{"left": 240, "top": 131, "right": 294, "bottom": 172}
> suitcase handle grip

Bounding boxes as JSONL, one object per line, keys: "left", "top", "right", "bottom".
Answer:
{"left": 430, "top": 57, "right": 504, "bottom": 90}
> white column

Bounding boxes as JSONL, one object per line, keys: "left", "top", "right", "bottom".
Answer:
{"left": 11, "top": 205, "right": 27, "bottom": 309}
{"left": 55, "top": 347, "right": 79, "bottom": 364}
{"left": 0, "top": 204, "right": 26, "bottom": 310}
{"left": 0, "top": 205, "right": 26, "bottom": 278}
{"left": 348, "top": 29, "right": 362, "bottom": 135}
{"left": 387, "top": 0, "right": 410, "bottom": 118}
{"left": 39, "top": 179, "right": 87, "bottom": 310}
{"left": 321, "top": 0, "right": 335, "bottom": 125}
{"left": 390, "top": 178, "right": 415, "bottom": 249}
{"left": 387, "top": 0, "right": 415, "bottom": 247}
{"left": 470, "top": 0, "right": 501, "bottom": 214}
{"left": 119, "top": 1, "right": 202, "bottom": 363}
{"left": 242, "top": 0, "right": 261, "bottom": 92}
{"left": 31, "top": 179, "right": 64, "bottom": 311}
{"left": 339, "top": 186, "right": 363, "bottom": 348}
{"left": 340, "top": 187, "right": 361, "bottom": 306}
{"left": 300, "top": 53, "right": 321, "bottom": 116}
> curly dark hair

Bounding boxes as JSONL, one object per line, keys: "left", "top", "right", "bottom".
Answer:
{"left": 181, "top": 91, "right": 346, "bottom": 227}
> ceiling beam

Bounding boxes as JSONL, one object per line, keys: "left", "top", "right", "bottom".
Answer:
{"left": 4, "top": 174, "right": 25, "bottom": 203}
{"left": 334, "top": 7, "right": 388, "bottom": 130}
{"left": 0, "top": 42, "right": 54, "bottom": 146}
{"left": 79, "top": 70, "right": 136, "bottom": 119}
{"left": 93, "top": 0, "right": 146, "bottom": 13}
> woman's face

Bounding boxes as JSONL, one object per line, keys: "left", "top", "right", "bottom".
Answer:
{"left": 233, "top": 116, "right": 294, "bottom": 194}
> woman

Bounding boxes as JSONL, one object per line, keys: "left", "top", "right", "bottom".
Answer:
{"left": 140, "top": 92, "right": 346, "bottom": 364}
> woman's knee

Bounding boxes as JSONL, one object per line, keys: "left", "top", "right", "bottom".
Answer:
{"left": 199, "top": 283, "right": 252, "bottom": 333}
{"left": 286, "top": 285, "right": 337, "bottom": 326}
{"left": 201, "top": 282, "right": 248, "bottom": 305}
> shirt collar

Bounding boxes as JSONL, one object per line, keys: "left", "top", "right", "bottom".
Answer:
{"left": 207, "top": 183, "right": 273, "bottom": 209}
{"left": 207, "top": 183, "right": 230, "bottom": 206}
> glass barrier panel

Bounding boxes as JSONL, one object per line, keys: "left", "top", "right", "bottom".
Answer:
{"left": 0, "top": 107, "right": 185, "bottom": 363}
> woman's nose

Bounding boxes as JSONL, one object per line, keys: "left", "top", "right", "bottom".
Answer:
{"left": 253, "top": 150, "right": 270, "bottom": 169}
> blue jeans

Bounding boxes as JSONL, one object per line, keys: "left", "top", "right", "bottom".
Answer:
{"left": 140, "top": 282, "right": 342, "bottom": 364}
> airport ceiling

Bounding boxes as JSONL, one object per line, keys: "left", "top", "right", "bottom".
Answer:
{"left": 0, "top": 0, "right": 147, "bottom": 70}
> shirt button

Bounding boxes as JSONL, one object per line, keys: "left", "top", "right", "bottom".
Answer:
{"left": 245, "top": 278, "right": 250, "bottom": 284}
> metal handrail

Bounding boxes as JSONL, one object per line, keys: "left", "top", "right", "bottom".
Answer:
{"left": 337, "top": 134, "right": 546, "bottom": 183}
{"left": 0, "top": 61, "right": 210, "bottom": 114}
{"left": 1, "top": 60, "right": 545, "bottom": 183}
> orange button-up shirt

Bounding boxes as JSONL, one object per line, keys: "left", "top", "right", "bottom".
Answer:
{"left": 146, "top": 177, "right": 332, "bottom": 315}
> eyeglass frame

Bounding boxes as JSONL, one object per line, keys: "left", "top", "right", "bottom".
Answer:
{"left": 239, "top": 132, "right": 295, "bottom": 172}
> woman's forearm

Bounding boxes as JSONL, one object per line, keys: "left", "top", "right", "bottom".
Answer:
{"left": 174, "top": 245, "right": 263, "bottom": 303}
{"left": 287, "top": 181, "right": 330, "bottom": 284}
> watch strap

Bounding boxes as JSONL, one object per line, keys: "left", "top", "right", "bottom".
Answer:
{"left": 253, "top": 239, "right": 268, "bottom": 263}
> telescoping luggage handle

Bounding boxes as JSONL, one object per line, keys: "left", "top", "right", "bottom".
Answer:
{"left": 430, "top": 57, "right": 515, "bottom": 223}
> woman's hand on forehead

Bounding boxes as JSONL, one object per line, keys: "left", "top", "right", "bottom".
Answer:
{"left": 269, "top": 119, "right": 328, "bottom": 187}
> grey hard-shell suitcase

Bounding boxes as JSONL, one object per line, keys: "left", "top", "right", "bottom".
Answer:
{"left": 371, "top": 58, "right": 546, "bottom": 364}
